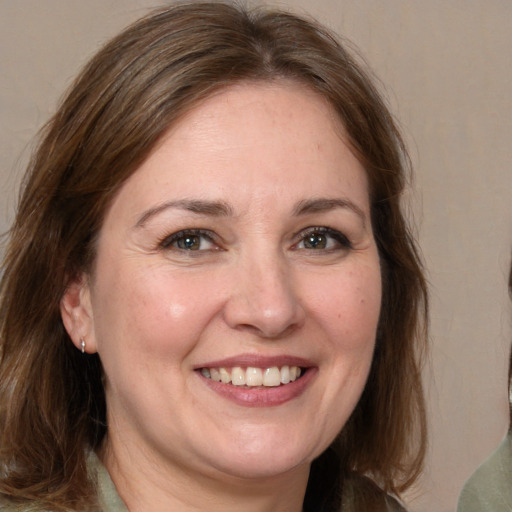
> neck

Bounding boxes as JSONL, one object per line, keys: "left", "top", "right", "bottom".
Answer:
{"left": 100, "top": 436, "right": 310, "bottom": 512}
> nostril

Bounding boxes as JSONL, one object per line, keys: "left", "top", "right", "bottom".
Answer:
{"left": 234, "top": 321, "right": 300, "bottom": 340}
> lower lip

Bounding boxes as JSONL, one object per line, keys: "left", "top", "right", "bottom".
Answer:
{"left": 198, "top": 368, "right": 316, "bottom": 407}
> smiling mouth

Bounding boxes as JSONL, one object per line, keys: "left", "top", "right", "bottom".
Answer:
{"left": 199, "top": 365, "right": 303, "bottom": 387}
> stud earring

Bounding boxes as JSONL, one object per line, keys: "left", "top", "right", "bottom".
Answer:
{"left": 80, "top": 338, "right": 86, "bottom": 354}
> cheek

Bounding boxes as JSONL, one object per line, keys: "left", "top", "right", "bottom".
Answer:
{"left": 91, "top": 262, "right": 220, "bottom": 362}
{"left": 312, "top": 263, "right": 382, "bottom": 348}
{"left": 301, "top": 262, "right": 381, "bottom": 450}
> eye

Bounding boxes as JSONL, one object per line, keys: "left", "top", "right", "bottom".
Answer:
{"left": 294, "top": 227, "right": 351, "bottom": 251}
{"left": 160, "top": 229, "right": 217, "bottom": 251}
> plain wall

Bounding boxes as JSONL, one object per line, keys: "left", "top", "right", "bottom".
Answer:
{"left": 1, "top": 1, "right": 511, "bottom": 511}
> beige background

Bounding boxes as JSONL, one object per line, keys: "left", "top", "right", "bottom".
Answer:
{"left": 1, "top": 1, "right": 511, "bottom": 511}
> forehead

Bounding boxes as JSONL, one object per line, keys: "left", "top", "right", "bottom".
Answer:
{"left": 165, "top": 79, "right": 347, "bottom": 148}
{"left": 106, "top": 80, "right": 369, "bottom": 220}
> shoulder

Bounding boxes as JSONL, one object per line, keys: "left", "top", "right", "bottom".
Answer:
{"left": 0, "top": 501, "right": 50, "bottom": 512}
{"left": 457, "top": 431, "right": 512, "bottom": 512}
{"left": 0, "top": 453, "right": 107, "bottom": 512}
{"left": 342, "top": 475, "right": 407, "bottom": 512}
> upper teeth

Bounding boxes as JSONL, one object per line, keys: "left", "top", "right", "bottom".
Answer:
{"left": 200, "top": 366, "right": 302, "bottom": 387}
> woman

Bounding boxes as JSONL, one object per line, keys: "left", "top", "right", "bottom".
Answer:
{"left": 457, "top": 266, "right": 512, "bottom": 511}
{"left": 0, "top": 2, "right": 428, "bottom": 511}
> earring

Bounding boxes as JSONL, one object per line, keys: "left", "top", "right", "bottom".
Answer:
{"left": 80, "top": 338, "right": 86, "bottom": 354}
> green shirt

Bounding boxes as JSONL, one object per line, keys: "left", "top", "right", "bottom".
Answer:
{"left": 0, "top": 452, "right": 128, "bottom": 512}
{"left": 1, "top": 452, "right": 405, "bottom": 511}
{"left": 89, "top": 452, "right": 128, "bottom": 512}
{"left": 457, "top": 431, "right": 512, "bottom": 512}
{"left": 90, "top": 455, "right": 406, "bottom": 512}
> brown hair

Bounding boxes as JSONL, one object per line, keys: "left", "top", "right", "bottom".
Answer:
{"left": 0, "top": 2, "right": 428, "bottom": 510}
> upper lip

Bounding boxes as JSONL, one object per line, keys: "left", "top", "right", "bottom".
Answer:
{"left": 193, "top": 353, "right": 314, "bottom": 370}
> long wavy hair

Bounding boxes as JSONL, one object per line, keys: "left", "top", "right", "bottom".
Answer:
{"left": 0, "top": 2, "right": 428, "bottom": 510}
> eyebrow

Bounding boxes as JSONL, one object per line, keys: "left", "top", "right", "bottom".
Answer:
{"left": 135, "top": 196, "right": 366, "bottom": 228}
{"left": 293, "top": 198, "right": 367, "bottom": 225}
{"left": 135, "top": 199, "right": 234, "bottom": 227}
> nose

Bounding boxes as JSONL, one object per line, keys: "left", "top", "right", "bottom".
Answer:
{"left": 222, "top": 252, "right": 305, "bottom": 339}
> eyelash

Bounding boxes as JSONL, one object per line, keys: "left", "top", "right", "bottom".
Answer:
{"left": 293, "top": 227, "right": 352, "bottom": 252}
{"left": 159, "top": 226, "right": 352, "bottom": 253}
{"left": 159, "top": 229, "right": 219, "bottom": 252}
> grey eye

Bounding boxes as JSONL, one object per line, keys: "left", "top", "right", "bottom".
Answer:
{"left": 161, "top": 230, "right": 216, "bottom": 251}
{"left": 302, "top": 232, "right": 328, "bottom": 249}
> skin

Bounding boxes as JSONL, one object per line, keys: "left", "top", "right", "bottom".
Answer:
{"left": 61, "top": 81, "right": 382, "bottom": 512}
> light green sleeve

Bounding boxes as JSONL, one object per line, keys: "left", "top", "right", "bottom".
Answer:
{"left": 0, "top": 453, "right": 128, "bottom": 512}
{"left": 457, "top": 431, "right": 512, "bottom": 512}
{"left": 87, "top": 452, "right": 128, "bottom": 512}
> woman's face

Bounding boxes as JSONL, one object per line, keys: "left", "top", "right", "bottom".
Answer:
{"left": 65, "top": 81, "right": 381, "bottom": 483}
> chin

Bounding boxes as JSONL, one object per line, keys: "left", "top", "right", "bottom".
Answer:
{"left": 215, "top": 454, "right": 308, "bottom": 481}
{"left": 203, "top": 427, "right": 324, "bottom": 480}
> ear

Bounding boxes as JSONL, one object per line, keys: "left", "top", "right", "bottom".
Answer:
{"left": 60, "top": 274, "right": 97, "bottom": 354}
